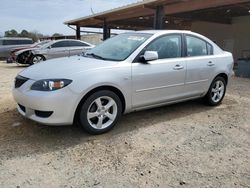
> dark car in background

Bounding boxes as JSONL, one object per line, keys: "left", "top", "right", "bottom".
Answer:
{"left": 0, "top": 37, "right": 33, "bottom": 59}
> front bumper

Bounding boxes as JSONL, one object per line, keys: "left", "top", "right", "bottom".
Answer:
{"left": 12, "top": 80, "right": 80, "bottom": 125}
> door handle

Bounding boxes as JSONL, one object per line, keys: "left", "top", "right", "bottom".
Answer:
{"left": 207, "top": 61, "right": 215, "bottom": 66}
{"left": 173, "top": 64, "right": 184, "bottom": 70}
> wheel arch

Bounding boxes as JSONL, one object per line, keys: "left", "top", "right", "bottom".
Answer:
{"left": 73, "top": 85, "right": 126, "bottom": 123}
{"left": 215, "top": 73, "right": 228, "bottom": 85}
{"left": 34, "top": 54, "right": 46, "bottom": 60}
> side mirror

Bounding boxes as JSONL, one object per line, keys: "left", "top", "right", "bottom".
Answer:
{"left": 47, "top": 46, "right": 51, "bottom": 49}
{"left": 140, "top": 51, "right": 158, "bottom": 62}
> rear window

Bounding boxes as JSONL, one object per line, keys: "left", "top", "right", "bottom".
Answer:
{"left": 2, "top": 39, "right": 32, "bottom": 45}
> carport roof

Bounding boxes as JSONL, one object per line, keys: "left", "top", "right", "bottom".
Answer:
{"left": 64, "top": 0, "right": 250, "bottom": 29}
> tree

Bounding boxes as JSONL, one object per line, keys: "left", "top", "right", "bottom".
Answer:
{"left": 52, "top": 33, "right": 63, "bottom": 37}
{"left": 19, "top": 30, "right": 29, "bottom": 37}
{"left": 4, "top": 29, "right": 54, "bottom": 42}
{"left": 4, "top": 29, "right": 18, "bottom": 37}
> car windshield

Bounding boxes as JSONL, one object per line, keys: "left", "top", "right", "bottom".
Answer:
{"left": 85, "top": 33, "right": 152, "bottom": 61}
{"left": 35, "top": 40, "right": 50, "bottom": 48}
{"left": 40, "top": 41, "right": 55, "bottom": 49}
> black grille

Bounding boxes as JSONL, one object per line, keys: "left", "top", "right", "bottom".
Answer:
{"left": 15, "top": 75, "right": 29, "bottom": 88}
{"left": 35, "top": 110, "right": 53, "bottom": 118}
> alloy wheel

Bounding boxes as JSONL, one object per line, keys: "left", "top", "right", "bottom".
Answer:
{"left": 33, "top": 56, "right": 43, "bottom": 64}
{"left": 211, "top": 80, "right": 225, "bottom": 103}
{"left": 87, "top": 96, "right": 118, "bottom": 129}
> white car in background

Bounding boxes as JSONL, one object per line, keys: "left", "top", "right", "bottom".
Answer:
{"left": 13, "top": 30, "right": 233, "bottom": 134}
{"left": 8, "top": 40, "right": 50, "bottom": 64}
{"left": 16, "top": 39, "right": 94, "bottom": 65}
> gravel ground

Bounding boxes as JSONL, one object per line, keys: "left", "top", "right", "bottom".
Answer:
{"left": 0, "top": 61, "right": 249, "bottom": 188}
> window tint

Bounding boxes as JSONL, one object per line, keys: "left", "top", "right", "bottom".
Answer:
{"left": 146, "top": 35, "right": 182, "bottom": 59}
{"left": 51, "top": 41, "right": 69, "bottom": 48}
{"left": 20, "top": 40, "right": 32, "bottom": 44}
{"left": 2, "top": 39, "right": 32, "bottom": 45}
{"left": 186, "top": 36, "right": 207, "bottom": 57}
{"left": 207, "top": 43, "right": 213, "bottom": 55}
{"left": 69, "top": 41, "right": 89, "bottom": 47}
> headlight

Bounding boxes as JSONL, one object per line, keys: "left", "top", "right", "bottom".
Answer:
{"left": 31, "top": 79, "right": 72, "bottom": 91}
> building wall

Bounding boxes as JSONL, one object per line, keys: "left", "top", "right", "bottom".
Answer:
{"left": 191, "top": 16, "right": 250, "bottom": 60}
{"left": 81, "top": 34, "right": 103, "bottom": 45}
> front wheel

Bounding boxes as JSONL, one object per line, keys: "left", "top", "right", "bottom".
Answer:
{"left": 204, "top": 76, "right": 226, "bottom": 106}
{"left": 31, "top": 55, "right": 45, "bottom": 65}
{"left": 78, "top": 90, "right": 122, "bottom": 134}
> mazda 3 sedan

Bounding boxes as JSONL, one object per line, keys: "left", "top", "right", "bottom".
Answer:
{"left": 13, "top": 30, "right": 234, "bottom": 134}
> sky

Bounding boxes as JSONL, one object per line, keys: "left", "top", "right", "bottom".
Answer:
{"left": 0, "top": 0, "right": 141, "bottom": 37}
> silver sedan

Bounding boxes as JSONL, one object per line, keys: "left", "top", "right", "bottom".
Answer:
{"left": 13, "top": 30, "right": 233, "bottom": 134}
{"left": 30, "top": 39, "right": 94, "bottom": 64}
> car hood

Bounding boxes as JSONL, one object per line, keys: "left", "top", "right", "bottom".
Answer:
{"left": 19, "top": 56, "right": 119, "bottom": 80}
{"left": 15, "top": 47, "right": 39, "bottom": 55}
{"left": 11, "top": 46, "right": 32, "bottom": 52}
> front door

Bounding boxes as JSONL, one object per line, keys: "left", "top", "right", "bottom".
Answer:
{"left": 132, "top": 34, "right": 187, "bottom": 108}
{"left": 47, "top": 41, "right": 70, "bottom": 59}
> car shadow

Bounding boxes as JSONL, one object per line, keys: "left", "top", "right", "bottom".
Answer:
{"left": 0, "top": 99, "right": 219, "bottom": 160}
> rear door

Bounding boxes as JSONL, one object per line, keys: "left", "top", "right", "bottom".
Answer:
{"left": 184, "top": 34, "right": 216, "bottom": 96}
{"left": 68, "top": 40, "right": 90, "bottom": 56}
{"left": 132, "top": 34, "right": 187, "bottom": 108}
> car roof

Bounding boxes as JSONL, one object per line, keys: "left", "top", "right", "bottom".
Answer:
{"left": 135, "top": 30, "right": 192, "bottom": 35}
{"left": 40, "top": 39, "right": 93, "bottom": 48}
{"left": 52, "top": 39, "right": 85, "bottom": 42}
{"left": 134, "top": 30, "right": 214, "bottom": 43}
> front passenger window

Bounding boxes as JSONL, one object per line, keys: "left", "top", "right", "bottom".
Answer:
{"left": 146, "top": 35, "right": 182, "bottom": 59}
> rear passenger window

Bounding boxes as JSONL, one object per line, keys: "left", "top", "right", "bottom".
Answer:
{"left": 51, "top": 41, "right": 69, "bottom": 48}
{"left": 207, "top": 43, "right": 213, "bottom": 55}
{"left": 146, "top": 35, "right": 182, "bottom": 59}
{"left": 186, "top": 36, "right": 207, "bottom": 56}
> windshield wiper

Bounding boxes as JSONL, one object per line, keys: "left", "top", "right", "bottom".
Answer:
{"left": 86, "top": 53, "right": 106, "bottom": 60}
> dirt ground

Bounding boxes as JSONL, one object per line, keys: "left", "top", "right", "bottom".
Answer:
{"left": 0, "top": 61, "right": 249, "bottom": 188}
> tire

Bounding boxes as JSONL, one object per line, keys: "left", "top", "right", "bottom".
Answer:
{"left": 78, "top": 90, "right": 122, "bottom": 134}
{"left": 204, "top": 76, "right": 226, "bottom": 106}
{"left": 30, "top": 55, "right": 45, "bottom": 65}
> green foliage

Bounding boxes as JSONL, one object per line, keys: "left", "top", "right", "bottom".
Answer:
{"left": 4, "top": 29, "right": 49, "bottom": 42}
{"left": 20, "top": 30, "right": 29, "bottom": 37}
{"left": 52, "top": 33, "right": 63, "bottom": 37}
{"left": 5, "top": 29, "right": 18, "bottom": 37}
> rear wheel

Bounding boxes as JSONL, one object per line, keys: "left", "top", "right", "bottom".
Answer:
{"left": 204, "top": 76, "right": 226, "bottom": 106}
{"left": 78, "top": 90, "right": 122, "bottom": 134}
